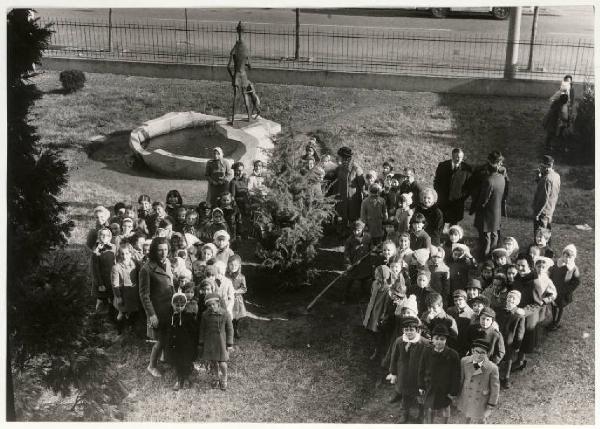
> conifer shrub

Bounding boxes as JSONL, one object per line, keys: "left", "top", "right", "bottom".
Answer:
{"left": 572, "top": 81, "right": 594, "bottom": 163}
{"left": 249, "top": 132, "right": 338, "bottom": 286}
{"left": 59, "top": 69, "right": 86, "bottom": 93}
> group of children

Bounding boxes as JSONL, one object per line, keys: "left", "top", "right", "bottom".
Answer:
{"left": 88, "top": 189, "right": 251, "bottom": 391}
{"left": 347, "top": 209, "right": 580, "bottom": 422}
{"left": 85, "top": 136, "right": 582, "bottom": 418}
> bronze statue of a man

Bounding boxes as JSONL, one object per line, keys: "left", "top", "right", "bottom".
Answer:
{"left": 227, "top": 21, "right": 259, "bottom": 124}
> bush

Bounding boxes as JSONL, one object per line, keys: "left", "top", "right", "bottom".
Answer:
{"left": 250, "top": 131, "right": 338, "bottom": 286}
{"left": 572, "top": 81, "right": 594, "bottom": 162}
{"left": 10, "top": 253, "right": 127, "bottom": 420}
{"left": 59, "top": 69, "right": 86, "bottom": 93}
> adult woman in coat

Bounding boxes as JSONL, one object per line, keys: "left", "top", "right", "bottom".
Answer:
{"left": 205, "top": 147, "right": 233, "bottom": 206}
{"left": 139, "top": 237, "right": 174, "bottom": 377}
{"left": 457, "top": 340, "right": 500, "bottom": 423}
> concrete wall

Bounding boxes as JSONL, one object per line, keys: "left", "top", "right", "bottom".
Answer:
{"left": 42, "top": 56, "right": 583, "bottom": 98}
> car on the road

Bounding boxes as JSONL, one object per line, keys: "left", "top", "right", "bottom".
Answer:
{"left": 417, "top": 7, "right": 512, "bottom": 20}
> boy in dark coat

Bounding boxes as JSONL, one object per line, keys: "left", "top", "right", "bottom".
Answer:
{"left": 495, "top": 290, "right": 525, "bottom": 389}
{"left": 388, "top": 316, "right": 430, "bottom": 423}
{"left": 447, "top": 289, "right": 474, "bottom": 356}
{"left": 343, "top": 220, "right": 373, "bottom": 303}
{"left": 168, "top": 292, "right": 198, "bottom": 390}
{"left": 199, "top": 293, "right": 234, "bottom": 390}
{"left": 409, "top": 212, "right": 432, "bottom": 251}
{"left": 418, "top": 320, "right": 461, "bottom": 424}
{"left": 466, "top": 307, "right": 505, "bottom": 365}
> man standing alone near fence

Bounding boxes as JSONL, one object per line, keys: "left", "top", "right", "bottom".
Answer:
{"left": 434, "top": 148, "right": 472, "bottom": 227}
{"left": 532, "top": 155, "right": 561, "bottom": 243}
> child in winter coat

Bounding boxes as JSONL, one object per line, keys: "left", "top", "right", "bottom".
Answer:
{"left": 408, "top": 268, "right": 438, "bottom": 317}
{"left": 394, "top": 193, "right": 414, "bottom": 235}
{"left": 465, "top": 306, "right": 505, "bottom": 365}
{"left": 418, "top": 320, "right": 461, "bottom": 424}
{"left": 192, "top": 243, "right": 217, "bottom": 286}
{"left": 343, "top": 220, "right": 373, "bottom": 303}
{"left": 549, "top": 244, "right": 580, "bottom": 330}
{"left": 456, "top": 339, "right": 500, "bottom": 424}
{"left": 198, "top": 293, "right": 234, "bottom": 390}
{"left": 363, "top": 265, "right": 395, "bottom": 360}
{"left": 137, "top": 194, "right": 152, "bottom": 221}
{"left": 446, "top": 289, "right": 474, "bottom": 357}
{"left": 91, "top": 227, "right": 116, "bottom": 315}
{"left": 226, "top": 254, "right": 247, "bottom": 339}
{"left": 387, "top": 316, "right": 430, "bottom": 423}
{"left": 533, "top": 227, "right": 555, "bottom": 258}
{"left": 502, "top": 236, "right": 520, "bottom": 263}
{"left": 205, "top": 209, "right": 230, "bottom": 242}
{"left": 448, "top": 244, "right": 474, "bottom": 296}
{"left": 482, "top": 272, "right": 509, "bottom": 312}
{"left": 213, "top": 261, "right": 235, "bottom": 318}
{"left": 182, "top": 209, "right": 200, "bottom": 239}
{"left": 168, "top": 291, "right": 197, "bottom": 391}
{"left": 165, "top": 189, "right": 183, "bottom": 219}
{"left": 442, "top": 224, "right": 464, "bottom": 264}
{"left": 218, "top": 192, "right": 242, "bottom": 241}
{"left": 419, "top": 292, "right": 459, "bottom": 345}
{"left": 495, "top": 289, "right": 525, "bottom": 389}
{"left": 479, "top": 261, "right": 495, "bottom": 290}
{"left": 465, "top": 278, "right": 483, "bottom": 308}
{"left": 212, "top": 229, "right": 234, "bottom": 265}
{"left": 409, "top": 212, "right": 431, "bottom": 251}
{"left": 360, "top": 183, "right": 388, "bottom": 246}
{"left": 111, "top": 243, "right": 141, "bottom": 333}
{"left": 491, "top": 248, "right": 509, "bottom": 275}
{"left": 428, "top": 247, "right": 451, "bottom": 307}
{"left": 173, "top": 207, "right": 187, "bottom": 234}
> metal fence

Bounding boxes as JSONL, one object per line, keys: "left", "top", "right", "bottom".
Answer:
{"left": 40, "top": 17, "right": 594, "bottom": 81}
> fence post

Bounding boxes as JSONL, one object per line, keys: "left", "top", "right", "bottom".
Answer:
{"left": 108, "top": 9, "right": 112, "bottom": 52}
{"left": 527, "top": 6, "right": 540, "bottom": 71}
{"left": 504, "top": 6, "right": 522, "bottom": 79}
{"left": 295, "top": 8, "right": 300, "bottom": 60}
{"left": 184, "top": 8, "right": 189, "bottom": 59}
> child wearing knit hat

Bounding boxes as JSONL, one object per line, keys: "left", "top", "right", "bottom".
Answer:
{"left": 549, "top": 244, "right": 580, "bottom": 330}
{"left": 198, "top": 292, "right": 234, "bottom": 390}
{"left": 360, "top": 182, "right": 388, "bottom": 246}
{"left": 168, "top": 291, "right": 198, "bottom": 391}
{"left": 495, "top": 289, "right": 525, "bottom": 389}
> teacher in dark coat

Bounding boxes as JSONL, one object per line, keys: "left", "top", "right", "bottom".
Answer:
{"left": 139, "top": 237, "right": 174, "bottom": 378}
{"left": 470, "top": 151, "right": 506, "bottom": 262}
{"left": 433, "top": 148, "right": 472, "bottom": 226}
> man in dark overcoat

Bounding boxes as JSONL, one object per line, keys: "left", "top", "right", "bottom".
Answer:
{"left": 328, "top": 146, "right": 365, "bottom": 234}
{"left": 433, "top": 148, "right": 472, "bottom": 226}
{"left": 470, "top": 151, "right": 507, "bottom": 262}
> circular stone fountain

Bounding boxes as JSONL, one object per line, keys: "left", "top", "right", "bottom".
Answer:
{"left": 129, "top": 112, "right": 280, "bottom": 179}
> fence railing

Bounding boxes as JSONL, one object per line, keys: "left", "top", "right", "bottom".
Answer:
{"left": 40, "top": 17, "right": 594, "bottom": 81}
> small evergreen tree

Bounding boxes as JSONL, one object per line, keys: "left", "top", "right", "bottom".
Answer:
{"left": 250, "top": 132, "right": 337, "bottom": 286}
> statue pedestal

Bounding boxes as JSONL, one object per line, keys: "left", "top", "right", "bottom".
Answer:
{"left": 129, "top": 112, "right": 280, "bottom": 179}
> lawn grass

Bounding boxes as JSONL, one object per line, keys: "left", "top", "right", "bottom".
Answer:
{"left": 20, "top": 70, "right": 595, "bottom": 423}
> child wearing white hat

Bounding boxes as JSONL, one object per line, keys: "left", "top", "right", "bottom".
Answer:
{"left": 549, "top": 244, "right": 580, "bottom": 330}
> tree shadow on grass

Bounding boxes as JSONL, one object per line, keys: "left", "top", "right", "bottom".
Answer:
{"left": 85, "top": 130, "right": 169, "bottom": 179}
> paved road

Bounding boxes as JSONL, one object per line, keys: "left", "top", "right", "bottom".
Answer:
{"left": 37, "top": 6, "right": 593, "bottom": 38}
